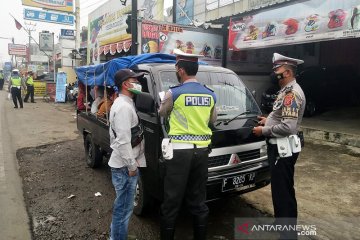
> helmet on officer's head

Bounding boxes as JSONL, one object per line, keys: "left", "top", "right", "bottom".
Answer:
{"left": 12, "top": 69, "right": 20, "bottom": 74}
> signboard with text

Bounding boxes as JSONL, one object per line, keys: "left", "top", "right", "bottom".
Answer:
{"left": 22, "top": 0, "right": 74, "bottom": 13}
{"left": 228, "top": 0, "right": 360, "bottom": 50}
{"left": 39, "top": 32, "right": 54, "bottom": 51}
{"left": 8, "top": 44, "right": 27, "bottom": 56}
{"left": 141, "top": 21, "right": 223, "bottom": 65}
{"left": 55, "top": 72, "right": 67, "bottom": 102}
{"left": 60, "top": 29, "right": 75, "bottom": 37}
{"left": 24, "top": 8, "right": 74, "bottom": 25}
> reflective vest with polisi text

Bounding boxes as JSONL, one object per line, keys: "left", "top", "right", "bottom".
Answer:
{"left": 11, "top": 76, "right": 21, "bottom": 87}
{"left": 168, "top": 82, "right": 216, "bottom": 146}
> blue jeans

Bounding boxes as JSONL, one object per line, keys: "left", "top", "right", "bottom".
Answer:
{"left": 110, "top": 167, "right": 138, "bottom": 240}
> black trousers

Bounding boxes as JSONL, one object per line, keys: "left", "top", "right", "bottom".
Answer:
{"left": 11, "top": 87, "right": 23, "bottom": 108}
{"left": 161, "top": 147, "right": 209, "bottom": 229}
{"left": 268, "top": 143, "right": 298, "bottom": 239}
{"left": 0, "top": 78, "right": 4, "bottom": 90}
{"left": 24, "top": 85, "right": 35, "bottom": 102}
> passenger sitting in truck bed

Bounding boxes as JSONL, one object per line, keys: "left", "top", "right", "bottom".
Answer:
{"left": 77, "top": 82, "right": 93, "bottom": 111}
{"left": 97, "top": 87, "right": 115, "bottom": 118}
{"left": 91, "top": 86, "right": 104, "bottom": 114}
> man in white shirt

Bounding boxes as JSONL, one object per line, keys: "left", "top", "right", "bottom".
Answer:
{"left": 108, "top": 69, "right": 146, "bottom": 240}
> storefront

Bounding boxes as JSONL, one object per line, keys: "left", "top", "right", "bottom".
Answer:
{"left": 224, "top": 0, "right": 360, "bottom": 116}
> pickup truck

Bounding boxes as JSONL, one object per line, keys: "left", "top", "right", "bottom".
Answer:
{"left": 76, "top": 58, "right": 270, "bottom": 215}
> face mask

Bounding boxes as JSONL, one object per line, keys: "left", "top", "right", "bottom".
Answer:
{"left": 270, "top": 71, "right": 285, "bottom": 85}
{"left": 128, "top": 83, "right": 142, "bottom": 94}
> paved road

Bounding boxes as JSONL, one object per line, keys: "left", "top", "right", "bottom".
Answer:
{"left": 0, "top": 89, "right": 77, "bottom": 240}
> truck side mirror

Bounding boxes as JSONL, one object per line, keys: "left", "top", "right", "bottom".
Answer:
{"left": 136, "top": 92, "right": 155, "bottom": 114}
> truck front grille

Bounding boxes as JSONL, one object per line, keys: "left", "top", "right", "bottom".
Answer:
{"left": 208, "top": 149, "right": 260, "bottom": 168}
{"left": 208, "top": 154, "right": 231, "bottom": 168}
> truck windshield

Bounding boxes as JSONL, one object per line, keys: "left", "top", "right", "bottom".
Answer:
{"left": 159, "top": 71, "right": 261, "bottom": 120}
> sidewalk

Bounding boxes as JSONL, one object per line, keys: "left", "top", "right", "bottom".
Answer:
{"left": 301, "top": 107, "right": 360, "bottom": 147}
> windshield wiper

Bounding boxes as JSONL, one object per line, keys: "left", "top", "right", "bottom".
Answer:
{"left": 222, "top": 110, "right": 256, "bottom": 125}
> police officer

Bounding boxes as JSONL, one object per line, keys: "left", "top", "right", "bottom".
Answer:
{"left": 159, "top": 49, "right": 217, "bottom": 240}
{"left": 0, "top": 69, "right": 4, "bottom": 90}
{"left": 253, "top": 53, "right": 306, "bottom": 239}
{"left": 10, "top": 69, "right": 24, "bottom": 109}
{"left": 24, "top": 71, "right": 36, "bottom": 103}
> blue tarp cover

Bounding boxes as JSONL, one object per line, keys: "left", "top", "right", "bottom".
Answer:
{"left": 75, "top": 53, "right": 177, "bottom": 86}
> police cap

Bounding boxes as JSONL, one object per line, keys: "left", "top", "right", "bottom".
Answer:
{"left": 272, "top": 53, "right": 304, "bottom": 69}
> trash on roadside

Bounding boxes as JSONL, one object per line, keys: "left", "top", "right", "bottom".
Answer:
{"left": 94, "top": 192, "right": 102, "bottom": 197}
{"left": 67, "top": 194, "right": 76, "bottom": 199}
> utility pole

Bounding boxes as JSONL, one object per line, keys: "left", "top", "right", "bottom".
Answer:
{"left": 131, "top": 0, "right": 138, "bottom": 55}
{"left": 75, "top": 0, "right": 80, "bottom": 51}
{"left": 24, "top": 21, "right": 36, "bottom": 69}
{"left": 173, "top": 0, "right": 177, "bottom": 23}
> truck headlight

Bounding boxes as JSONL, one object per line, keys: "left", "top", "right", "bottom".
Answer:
{"left": 260, "top": 144, "right": 267, "bottom": 157}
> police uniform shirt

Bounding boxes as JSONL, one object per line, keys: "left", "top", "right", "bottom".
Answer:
{"left": 262, "top": 79, "right": 306, "bottom": 137}
{"left": 159, "top": 79, "right": 217, "bottom": 123}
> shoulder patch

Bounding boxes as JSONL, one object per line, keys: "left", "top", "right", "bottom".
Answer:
{"left": 283, "top": 92, "right": 295, "bottom": 107}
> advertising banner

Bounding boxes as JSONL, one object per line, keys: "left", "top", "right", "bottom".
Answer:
{"left": 55, "top": 72, "right": 67, "bottom": 102}
{"left": 22, "top": 0, "right": 73, "bottom": 13}
{"left": 39, "top": 32, "right": 54, "bottom": 51}
{"left": 228, "top": 0, "right": 360, "bottom": 50}
{"left": 8, "top": 44, "right": 27, "bottom": 56}
{"left": 87, "top": 0, "right": 165, "bottom": 64}
{"left": 24, "top": 8, "right": 74, "bottom": 25}
{"left": 176, "top": 0, "right": 194, "bottom": 25}
{"left": 141, "top": 21, "right": 223, "bottom": 65}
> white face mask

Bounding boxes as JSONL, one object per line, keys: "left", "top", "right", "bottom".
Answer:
{"left": 128, "top": 83, "right": 142, "bottom": 94}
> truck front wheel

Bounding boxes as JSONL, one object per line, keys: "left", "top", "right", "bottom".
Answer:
{"left": 133, "top": 175, "right": 153, "bottom": 216}
{"left": 84, "top": 134, "right": 103, "bottom": 168}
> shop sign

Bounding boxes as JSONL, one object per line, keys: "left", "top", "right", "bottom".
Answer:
{"left": 8, "top": 44, "right": 27, "bottom": 56}
{"left": 141, "top": 21, "right": 223, "bottom": 65}
{"left": 24, "top": 8, "right": 74, "bottom": 25}
{"left": 22, "top": 0, "right": 74, "bottom": 13}
{"left": 229, "top": 0, "right": 360, "bottom": 51}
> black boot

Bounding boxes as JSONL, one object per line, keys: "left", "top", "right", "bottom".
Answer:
{"left": 160, "top": 225, "right": 175, "bottom": 240}
{"left": 193, "top": 215, "right": 208, "bottom": 240}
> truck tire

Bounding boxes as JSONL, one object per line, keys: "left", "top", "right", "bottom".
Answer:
{"left": 133, "top": 175, "right": 152, "bottom": 216}
{"left": 84, "top": 134, "right": 103, "bottom": 168}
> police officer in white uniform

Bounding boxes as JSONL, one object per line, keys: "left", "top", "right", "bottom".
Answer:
{"left": 253, "top": 53, "right": 306, "bottom": 239}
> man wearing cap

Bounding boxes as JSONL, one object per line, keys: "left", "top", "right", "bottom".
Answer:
{"left": 159, "top": 49, "right": 217, "bottom": 240}
{"left": 10, "top": 69, "right": 24, "bottom": 109}
{"left": 24, "top": 71, "right": 36, "bottom": 103}
{"left": 108, "top": 69, "right": 146, "bottom": 240}
{"left": 253, "top": 53, "right": 306, "bottom": 239}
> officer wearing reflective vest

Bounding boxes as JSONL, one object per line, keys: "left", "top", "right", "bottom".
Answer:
{"left": 0, "top": 69, "right": 4, "bottom": 90}
{"left": 253, "top": 53, "right": 306, "bottom": 239}
{"left": 10, "top": 69, "right": 23, "bottom": 109}
{"left": 159, "top": 49, "right": 217, "bottom": 240}
{"left": 24, "top": 71, "right": 36, "bottom": 103}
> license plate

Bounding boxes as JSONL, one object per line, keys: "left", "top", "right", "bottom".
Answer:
{"left": 222, "top": 172, "right": 256, "bottom": 192}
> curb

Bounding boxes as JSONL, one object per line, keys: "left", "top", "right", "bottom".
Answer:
{"left": 301, "top": 126, "right": 360, "bottom": 148}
